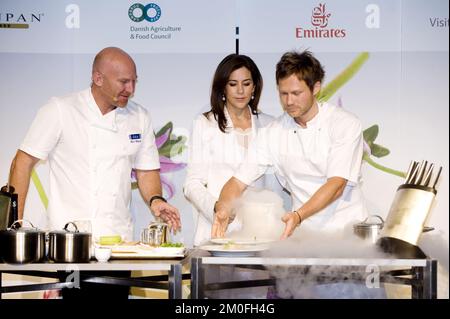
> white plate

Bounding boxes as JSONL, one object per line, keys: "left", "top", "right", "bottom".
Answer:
{"left": 210, "top": 237, "right": 275, "bottom": 245}
{"left": 150, "top": 246, "right": 185, "bottom": 255}
{"left": 199, "top": 244, "right": 268, "bottom": 257}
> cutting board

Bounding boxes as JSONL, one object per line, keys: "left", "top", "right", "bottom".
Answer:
{"left": 99, "top": 242, "right": 186, "bottom": 259}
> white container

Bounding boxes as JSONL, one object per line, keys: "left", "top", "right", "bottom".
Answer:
{"left": 232, "top": 188, "right": 285, "bottom": 241}
{"left": 94, "top": 247, "right": 112, "bottom": 263}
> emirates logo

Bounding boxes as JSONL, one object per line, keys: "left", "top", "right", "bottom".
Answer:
{"left": 296, "top": 3, "right": 346, "bottom": 39}
{"left": 311, "top": 3, "right": 331, "bottom": 28}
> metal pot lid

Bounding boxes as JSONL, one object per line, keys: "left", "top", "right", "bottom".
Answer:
{"left": 6, "top": 227, "right": 43, "bottom": 233}
{"left": 353, "top": 215, "right": 384, "bottom": 229}
{"left": 49, "top": 222, "right": 91, "bottom": 236}
{"left": 49, "top": 229, "right": 91, "bottom": 236}
{"left": 1, "top": 219, "right": 45, "bottom": 234}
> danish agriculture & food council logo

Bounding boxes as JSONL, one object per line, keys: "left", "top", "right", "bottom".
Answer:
{"left": 0, "top": 11, "right": 44, "bottom": 29}
{"left": 128, "top": 2, "right": 182, "bottom": 40}
{"left": 128, "top": 3, "right": 161, "bottom": 22}
{"left": 296, "top": 3, "right": 346, "bottom": 39}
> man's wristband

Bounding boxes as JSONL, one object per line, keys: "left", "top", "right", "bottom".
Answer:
{"left": 149, "top": 195, "right": 166, "bottom": 207}
{"left": 294, "top": 209, "right": 303, "bottom": 226}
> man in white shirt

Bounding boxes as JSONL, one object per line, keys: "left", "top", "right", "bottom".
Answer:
{"left": 9, "top": 47, "right": 181, "bottom": 298}
{"left": 212, "top": 50, "right": 366, "bottom": 239}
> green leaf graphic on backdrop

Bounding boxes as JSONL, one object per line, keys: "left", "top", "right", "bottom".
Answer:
{"left": 363, "top": 124, "right": 379, "bottom": 145}
{"left": 317, "top": 52, "right": 369, "bottom": 102}
{"left": 155, "top": 122, "right": 173, "bottom": 138}
{"left": 31, "top": 169, "right": 48, "bottom": 209}
{"left": 362, "top": 125, "right": 404, "bottom": 177}
{"left": 319, "top": 53, "right": 406, "bottom": 178}
{"left": 364, "top": 125, "right": 390, "bottom": 157}
{"left": 371, "top": 144, "right": 390, "bottom": 158}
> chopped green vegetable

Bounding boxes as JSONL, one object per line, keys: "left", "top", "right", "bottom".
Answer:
{"left": 223, "top": 240, "right": 235, "bottom": 249}
{"left": 160, "top": 242, "right": 184, "bottom": 247}
{"left": 99, "top": 235, "right": 122, "bottom": 245}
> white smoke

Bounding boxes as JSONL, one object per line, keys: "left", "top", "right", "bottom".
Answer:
{"left": 418, "top": 230, "right": 449, "bottom": 299}
{"left": 261, "top": 223, "right": 390, "bottom": 299}
{"left": 228, "top": 187, "right": 285, "bottom": 241}
{"left": 265, "top": 223, "right": 390, "bottom": 258}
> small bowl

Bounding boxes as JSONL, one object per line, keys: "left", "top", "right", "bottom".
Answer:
{"left": 94, "top": 247, "right": 112, "bottom": 262}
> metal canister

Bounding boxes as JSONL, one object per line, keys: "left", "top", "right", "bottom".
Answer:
{"left": 380, "top": 184, "right": 436, "bottom": 245}
{"left": 140, "top": 221, "right": 169, "bottom": 246}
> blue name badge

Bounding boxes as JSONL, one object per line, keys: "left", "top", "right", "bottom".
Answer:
{"left": 129, "top": 133, "right": 142, "bottom": 143}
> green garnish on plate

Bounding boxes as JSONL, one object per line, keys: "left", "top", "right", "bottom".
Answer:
{"left": 160, "top": 242, "right": 184, "bottom": 248}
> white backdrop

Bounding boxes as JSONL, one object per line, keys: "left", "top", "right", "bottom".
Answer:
{"left": 1, "top": 0, "right": 448, "bottom": 249}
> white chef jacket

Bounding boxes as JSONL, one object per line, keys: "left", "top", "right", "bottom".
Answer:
{"left": 235, "top": 102, "right": 367, "bottom": 230}
{"left": 20, "top": 88, "right": 160, "bottom": 241}
{"left": 184, "top": 107, "right": 282, "bottom": 246}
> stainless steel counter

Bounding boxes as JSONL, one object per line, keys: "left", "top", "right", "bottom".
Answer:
{"left": 190, "top": 249, "right": 437, "bottom": 299}
{"left": 0, "top": 252, "right": 191, "bottom": 299}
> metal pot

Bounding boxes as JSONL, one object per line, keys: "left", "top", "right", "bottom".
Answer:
{"left": 48, "top": 222, "right": 92, "bottom": 263}
{"left": 353, "top": 215, "right": 434, "bottom": 244}
{"left": 140, "top": 221, "right": 169, "bottom": 246}
{"left": 0, "top": 219, "right": 45, "bottom": 264}
{"left": 353, "top": 215, "right": 384, "bottom": 244}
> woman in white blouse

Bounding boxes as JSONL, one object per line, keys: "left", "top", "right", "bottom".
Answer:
{"left": 183, "top": 54, "right": 278, "bottom": 246}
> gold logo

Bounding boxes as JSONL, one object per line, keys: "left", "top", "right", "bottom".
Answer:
{"left": 0, "top": 23, "right": 29, "bottom": 29}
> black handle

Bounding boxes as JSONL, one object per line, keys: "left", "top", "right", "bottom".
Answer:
{"left": 10, "top": 193, "right": 18, "bottom": 228}
{"left": 63, "top": 222, "right": 79, "bottom": 233}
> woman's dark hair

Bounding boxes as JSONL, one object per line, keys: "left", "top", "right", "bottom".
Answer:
{"left": 204, "top": 54, "right": 263, "bottom": 133}
{"left": 275, "top": 50, "right": 325, "bottom": 92}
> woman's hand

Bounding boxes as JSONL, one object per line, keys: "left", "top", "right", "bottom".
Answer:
{"left": 211, "top": 202, "right": 231, "bottom": 238}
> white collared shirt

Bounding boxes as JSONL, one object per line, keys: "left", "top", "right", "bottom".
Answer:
{"left": 20, "top": 88, "right": 160, "bottom": 240}
{"left": 235, "top": 102, "right": 367, "bottom": 230}
{"left": 183, "top": 107, "right": 283, "bottom": 245}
